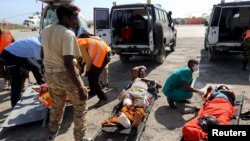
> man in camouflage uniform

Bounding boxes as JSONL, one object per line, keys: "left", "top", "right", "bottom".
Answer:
{"left": 242, "top": 29, "right": 250, "bottom": 70}
{"left": 40, "top": 4, "right": 88, "bottom": 141}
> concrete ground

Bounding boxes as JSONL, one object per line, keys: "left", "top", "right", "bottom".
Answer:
{"left": 0, "top": 25, "right": 250, "bottom": 141}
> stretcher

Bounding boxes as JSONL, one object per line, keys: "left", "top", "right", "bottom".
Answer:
{"left": 90, "top": 82, "right": 160, "bottom": 141}
{"left": 0, "top": 85, "right": 47, "bottom": 133}
{"left": 180, "top": 94, "right": 244, "bottom": 141}
{"left": 0, "top": 84, "right": 113, "bottom": 134}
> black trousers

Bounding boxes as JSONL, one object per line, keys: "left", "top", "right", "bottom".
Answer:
{"left": 1, "top": 50, "right": 44, "bottom": 107}
{"left": 87, "top": 52, "right": 111, "bottom": 100}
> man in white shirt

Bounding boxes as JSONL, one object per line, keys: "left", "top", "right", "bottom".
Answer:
{"left": 40, "top": 4, "right": 88, "bottom": 141}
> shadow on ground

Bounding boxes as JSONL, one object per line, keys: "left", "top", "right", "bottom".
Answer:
{"left": 154, "top": 103, "right": 196, "bottom": 130}
{"left": 195, "top": 49, "right": 250, "bottom": 89}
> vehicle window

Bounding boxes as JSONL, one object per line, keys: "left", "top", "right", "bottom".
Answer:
{"left": 41, "top": 5, "right": 89, "bottom": 31}
{"left": 78, "top": 13, "right": 89, "bottom": 30}
{"left": 160, "top": 10, "right": 165, "bottom": 21}
{"left": 42, "top": 6, "right": 58, "bottom": 28}
{"left": 239, "top": 7, "right": 250, "bottom": 24}
{"left": 147, "top": 8, "right": 152, "bottom": 20}
{"left": 95, "top": 9, "right": 109, "bottom": 29}
{"left": 211, "top": 7, "right": 221, "bottom": 26}
{"left": 112, "top": 8, "right": 148, "bottom": 26}
{"left": 155, "top": 8, "right": 160, "bottom": 20}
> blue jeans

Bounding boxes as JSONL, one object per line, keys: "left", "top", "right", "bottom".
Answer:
{"left": 1, "top": 50, "right": 44, "bottom": 107}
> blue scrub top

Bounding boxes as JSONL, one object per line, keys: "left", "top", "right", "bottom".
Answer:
{"left": 162, "top": 66, "right": 193, "bottom": 100}
{"left": 5, "top": 36, "right": 42, "bottom": 60}
{"left": 213, "top": 91, "right": 234, "bottom": 105}
{"left": 165, "top": 66, "right": 193, "bottom": 90}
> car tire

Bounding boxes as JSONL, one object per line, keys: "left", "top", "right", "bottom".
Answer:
{"left": 154, "top": 22, "right": 165, "bottom": 64}
{"left": 208, "top": 47, "right": 215, "bottom": 61}
{"left": 119, "top": 55, "right": 130, "bottom": 63}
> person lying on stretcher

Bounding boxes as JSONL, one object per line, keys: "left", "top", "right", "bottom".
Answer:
{"left": 182, "top": 85, "right": 237, "bottom": 141}
{"left": 102, "top": 66, "right": 162, "bottom": 128}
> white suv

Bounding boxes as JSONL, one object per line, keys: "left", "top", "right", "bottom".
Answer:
{"left": 205, "top": 1, "right": 250, "bottom": 61}
{"left": 94, "top": 3, "right": 177, "bottom": 64}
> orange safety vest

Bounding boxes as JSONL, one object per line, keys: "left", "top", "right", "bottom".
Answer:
{"left": 78, "top": 38, "right": 111, "bottom": 68}
{"left": 0, "top": 30, "right": 13, "bottom": 53}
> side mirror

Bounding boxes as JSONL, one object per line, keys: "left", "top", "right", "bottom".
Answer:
{"left": 168, "top": 11, "right": 172, "bottom": 16}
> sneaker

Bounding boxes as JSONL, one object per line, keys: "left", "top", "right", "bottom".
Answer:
{"left": 93, "top": 99, "right": 108, "bottom": 108}
{"left": 48, "top": 130, "right": 59, "bottom": 141}
{"left": 167, "top": 98, "right": 177, "bottom": 109}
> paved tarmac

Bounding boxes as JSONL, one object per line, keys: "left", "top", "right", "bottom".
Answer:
{"left": 0, "top": 25, "right": 250, "bottom": 141}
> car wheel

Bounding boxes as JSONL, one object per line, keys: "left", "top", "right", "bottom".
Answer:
{"left": 154, "top": 22, "right": 165, "bottom": 64}
{"left": 119, "top": 55, "right": 130, "bottom": 63}
{"left": 208, "top": 47, "right": 215, "bottom": 61}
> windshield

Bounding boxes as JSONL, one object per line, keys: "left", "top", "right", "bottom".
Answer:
{"left": 42, "top": 7, "right": 58, "bottom": 29}
{"left": 41, "top": 6, "right": 89, "bottom": 31}
{"left": 78, "top": 13, "right": 89, "bottom": 31}
{"left": 112, "top": 8, "right": 151, "bottom": 27}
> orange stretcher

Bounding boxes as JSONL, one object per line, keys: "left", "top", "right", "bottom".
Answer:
{"left": 180, "top": 94, "right": 244, "bottom": 141}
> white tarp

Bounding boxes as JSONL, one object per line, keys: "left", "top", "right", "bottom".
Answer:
{"left": 1, "top": 85, "right": 47, "bottom": 128}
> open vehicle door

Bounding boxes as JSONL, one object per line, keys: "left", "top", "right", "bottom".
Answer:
{"left": 207, "top": 6, "right": 221, "bottom": 44}
{"left": 94, "top": 8, "right": 111, "bottom": 45}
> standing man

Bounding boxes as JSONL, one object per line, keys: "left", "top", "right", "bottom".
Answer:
{"left": 162, "top": 59, "right": 204, "bottom": 109}
{"left": 0, "top": 28, "right": 15, "bottom": 90}
{"left": 40, "top": 4, "right": 88, "bottom": 141}
{"left": 78, "top": 35, "right": 111, "bottom": 108}
{"left": 0, "top": 36, "right": 44, "bottom": 107}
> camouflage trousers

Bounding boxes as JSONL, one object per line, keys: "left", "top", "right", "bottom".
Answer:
{"left": 45, "top": 71, "right": 87, "bottom": 141}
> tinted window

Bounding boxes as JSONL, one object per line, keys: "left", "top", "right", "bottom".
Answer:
{"left": 112, "top": 8, "right": 148, "bottom": 26}
{"left": 164, "top": 12, "right": 169, "bottom": 25}
{"left": 161, "top": 10, "right": 165, "bottom": 21}
{"left": 155, "top": 9, "right": 160, "bottom": 20}
{"left": 211, "top": 7, "right": 221, "bottom": 26}
{"left": 78, "top": 13, "right": 89, "bottom": 30}
{"left": 95, "top": 9, "right": 109, "bottom": 29}
{"left": 42, "top": 7, "right": 58, "bottom": 29}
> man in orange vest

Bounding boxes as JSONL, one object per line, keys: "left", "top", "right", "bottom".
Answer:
{"left": 0, "top": 28, "right": 15, "bottom": 90}
{"left": 0, "top": 28, "right": 15, "bottom": 52}
{"left": 78, "top": 35, "right": 111, "bottom": 107}
{"left": 242, "top": 29, "right": 250, "bottom": 70}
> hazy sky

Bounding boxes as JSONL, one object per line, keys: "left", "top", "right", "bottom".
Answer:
{"left": 0, "top": 0, "right": 233, "bottom": 24}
